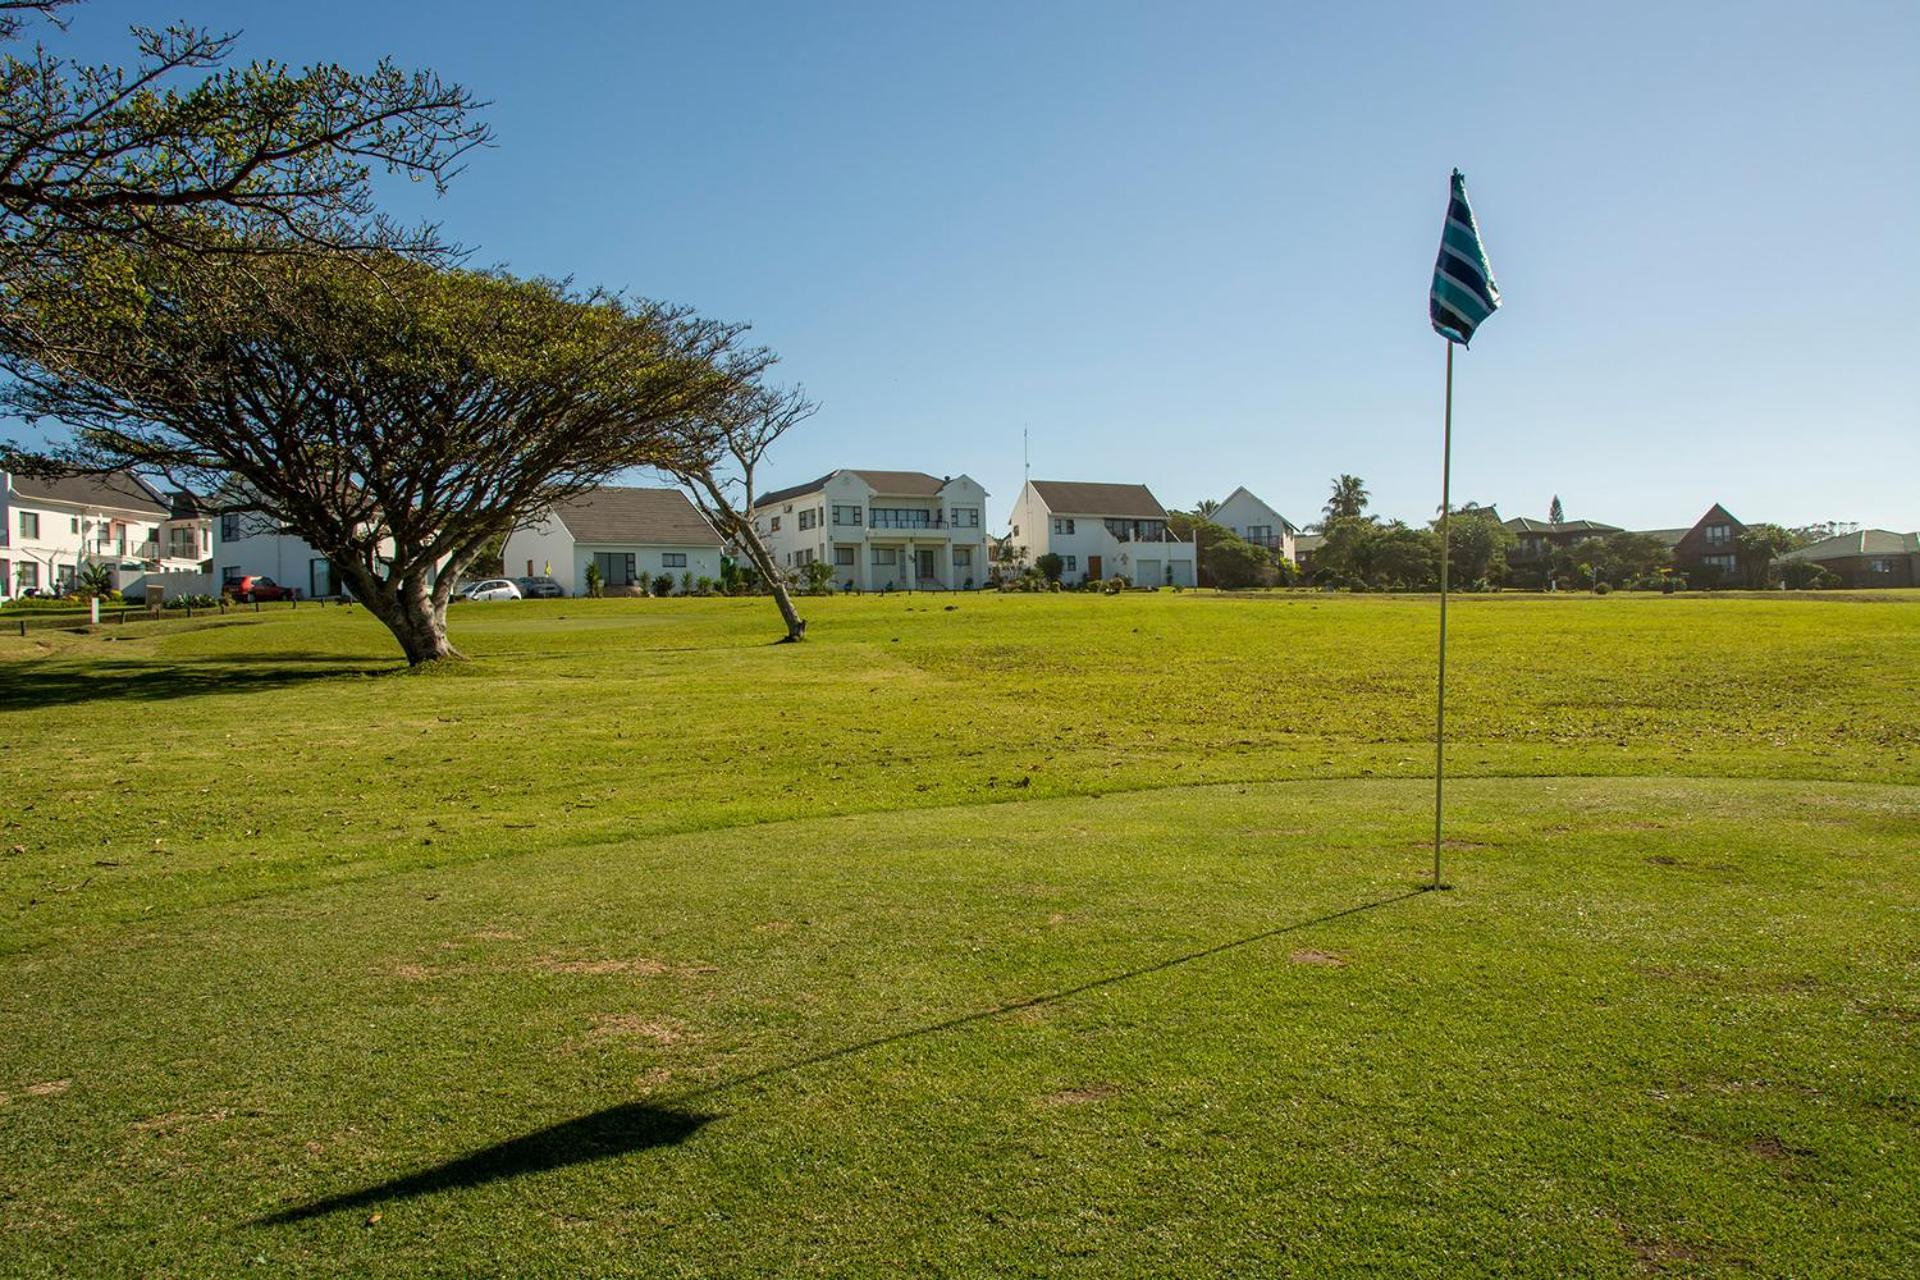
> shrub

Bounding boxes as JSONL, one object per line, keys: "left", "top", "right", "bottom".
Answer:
{"left": 163, "top": 593, "right": 218, "bottom": 609}
{"left": 802, "top": 562, "right": 833, "bottom": 596}
{"left": 651, "top": 574, "right": 674, "bottom": 597}
{"left": 1593, "top": 581, "right": 1613, "bottom": 595}
{"left": 679, "top": 571, "right": 694, "bottom": 595}
{"left": 1104, "top": 574, "right": 1129, "bottom": 595}
{"left": 1035, "top": 553, "right": 1064, "bottom": 583}
{"left": 584, "top": 561, "right": 604, "bottom": 598}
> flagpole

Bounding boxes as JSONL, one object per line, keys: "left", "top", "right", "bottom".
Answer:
{"left": 1432, "top": 340, "right": 1454, "bottom": 890}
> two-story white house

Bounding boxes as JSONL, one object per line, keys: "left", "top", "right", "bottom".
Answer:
{"left": 1211, "top": 486, "right": 1299, "bottom": 563}
{"left": 1009, "top": 480, "right": 1196, "bottom": 587}
{"left": 504, "top": 485, "right": 723, "bottom": 595}
{"left": 1, "top": 469, "right": 206, "bottom": 597}
{"left": 750, "top": 469, "right": 990, "bottom": 591}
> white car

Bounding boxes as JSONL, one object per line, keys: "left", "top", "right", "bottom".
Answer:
{"left": 460, "top": 578, "right": 522, "bottom": 602}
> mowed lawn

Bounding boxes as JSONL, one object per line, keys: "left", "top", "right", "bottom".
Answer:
{"left": 1, "top": 592, "right": 1916, "bottom": 1276}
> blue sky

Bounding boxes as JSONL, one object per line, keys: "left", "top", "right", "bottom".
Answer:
{"left": 47, "top": 1, "right": 1920, "bottom": 530}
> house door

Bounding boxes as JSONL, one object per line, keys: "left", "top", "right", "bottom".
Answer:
{"left": 310, "top": 558, "right": 335, "bottom": 598}
{"left": 915, "top": 548, "right": 937, "bottom": 584}
{"left": 1088, "top": 555, "right": 1102, "bottom": 581}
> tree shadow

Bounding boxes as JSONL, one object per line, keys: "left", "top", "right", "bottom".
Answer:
{"left": 0, "top": 653, "right": 387, "bottom": 711}
{"left": 264, "top": 890, "right": 1423, "bottom": 1225}
{"left": 260, "top": 1102, "right": 714, "bottom": 1224}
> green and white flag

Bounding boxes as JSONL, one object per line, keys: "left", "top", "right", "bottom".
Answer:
{"left": 1429, "top": 169, "right": 1500, "bottom": 346}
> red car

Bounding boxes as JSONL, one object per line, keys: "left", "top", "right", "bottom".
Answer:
{"left": 227, "top": 575, "right": 296, "bottom": 603}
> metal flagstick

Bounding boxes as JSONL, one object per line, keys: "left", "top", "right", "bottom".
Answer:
{"left": 1432, "top": 341, "right": 1454, "bottom": 890}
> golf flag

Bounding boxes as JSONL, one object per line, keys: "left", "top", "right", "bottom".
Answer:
{"left": 1429, "top": 169, "right": 1500, "bottom": 346}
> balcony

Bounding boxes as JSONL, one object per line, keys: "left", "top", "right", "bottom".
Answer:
{"left": 1245, "top": 534, "right": 1283, "bottom": 551}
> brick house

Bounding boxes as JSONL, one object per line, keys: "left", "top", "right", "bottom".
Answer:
{"left": 1777, "top": 530, "right": 1919, "bottom": 588}
{"left": 1666, "top": 503, "right": 1749, "bottom": 586}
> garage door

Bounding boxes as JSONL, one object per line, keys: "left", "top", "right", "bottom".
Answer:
{"left": 1136, "top": 559, "right": 1160, "bottom": 586}
{"left": 1169, "top": 559, "right": 1195, "bottom": 587}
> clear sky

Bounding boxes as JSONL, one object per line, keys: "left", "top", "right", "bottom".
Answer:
{"left": 45, "top": 1, "right": 1920, "bottom": 531}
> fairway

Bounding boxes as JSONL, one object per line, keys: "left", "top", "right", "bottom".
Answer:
{"left": 2, "top": 592, "right": 1917, "bottom": 1276}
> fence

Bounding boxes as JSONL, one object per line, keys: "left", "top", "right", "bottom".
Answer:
{"left": 3, "top": 596, "right": 335, "bottom": 636}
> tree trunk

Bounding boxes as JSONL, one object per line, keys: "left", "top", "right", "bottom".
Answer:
{"left": 336, "top": 558, "right": 463, "bottom": 665}
{"left": 734, "top": 523, "right": 805, "bottom": 642}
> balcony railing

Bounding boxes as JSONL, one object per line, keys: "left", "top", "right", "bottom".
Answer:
{"left": 868, "top": 512, "right": 947, "bottom": 530}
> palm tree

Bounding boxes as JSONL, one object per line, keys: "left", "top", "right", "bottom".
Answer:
{"left": 1194, "top": 498, "right": 1221, "bottom": 519}
{"left": 1324, "top": 474, "right": 1369, "bottom": 522}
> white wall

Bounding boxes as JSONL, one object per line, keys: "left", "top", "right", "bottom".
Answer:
{"left": 755, "top": 471, "right": 991, "bottom": 591}
{"left": 1011, "top": 482, "right": 1192, "bottom": 586}
{"left": 1213, "top": 488, "right": 1297, "bottom": 562}
{"left": 212, "top": 517, "right": 344, "bottom": 597}
{"left": 571, "top": 543, "right": 723, "bottom": 594}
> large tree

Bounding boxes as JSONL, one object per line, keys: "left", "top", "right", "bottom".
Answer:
{"left": 0, "top": 2, "right": 486, "bottom": 264}
{"left": 1436, "top": 505, "right": 1516, "bottom": 585}
{"left": 3, "top": 245, "right": 760, "bottom": 663}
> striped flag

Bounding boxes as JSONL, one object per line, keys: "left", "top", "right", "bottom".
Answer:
{"left": 1429, "top": 169, "right": 1500, "bottom": 345}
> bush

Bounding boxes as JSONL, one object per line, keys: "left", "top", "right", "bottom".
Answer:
{"left": 1593, "top": 581, "right": 1613, "bottom": 595}
{"left": 584, "top": 561, "right": 604, "bottom": 598}
{"left": 1104, "top": 574, "right": 1129, "bottom": 595}
{"left": 651, "top": 574, "right": 674, "bottom": 597}
{"left": 163, "top": 593, "right": 218, "bottom": 609}
{"left": 1035, "top": 553, "right": 1064, "bottom": 583}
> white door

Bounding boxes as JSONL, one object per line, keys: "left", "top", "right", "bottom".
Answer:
{"left": 1137, "top": 558, "right": 1160, "bottom": 586}
{"left": 1170, "top": 559, "right": 1195, "bottom": 587}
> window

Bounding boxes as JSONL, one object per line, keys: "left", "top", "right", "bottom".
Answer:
{"left": 950, "top": 507, "right": 980, "bottom": 528}
{"left": 1704, "top": 523, "right": 1732, "bottom": 545}
{"left": 222, "top": 565, "right": 245, "bottom": 585}
{"left": 18, "top": 511, "right": 38, "bottom": 539}
{"left": 1065, "top": 555, "right": 1078, "bottom": 572}
{"left": 1052, "top": 517, "right": 1075, "bottom": 535}
{"left": 953, "top": 546, "right": 972, "bottom": 567}
{"left": 869, "top": 508, "right": 939, "bottom": 529}
{"left": 770, "top": 515, "right": 781, "bottom": 532}
{"left": 798, "top": 509, "right": 817, "bottom": 531}
{"left": 832, "top": 505, "right": 864, "bottom": 526}
{"left": 793, "top": 548, "right": 817, "bottom": 567}
{"left": 662, "top": 552, "right": 687, "bottom": 568}
{"left": 1246, "top": 524, "right": 1271, "bottom": 540}
{"left": 220, "top": 512, "right": 241, "bottom": 542}
{"left": 69, "top": 516, "right": 79, "bottom": 534}
{"left": 834, "top": 546, "right": 855, "bottom": 567}
{"left": 593, "top": 551, "right": 636, "bottom": 586}
{"left": 1868, "top": 558, "right": 1891, "bottom": 573}
{"left": 1702, "top": 554, "right": 1737, "bottom": 571}
{"left": 871, "top": 547, "right": 897, "bottom": 566}
{"left": 15, "top": 561, "right": 36, "bottom": 591}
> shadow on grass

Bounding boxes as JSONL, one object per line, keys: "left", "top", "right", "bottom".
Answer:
{"left": 681, "top": 887, "right": 1426, "bottom": 1104}
{"left": 260, "top": 1103, "right": 714, "bottom": 1224}
{"left": 264, "top": 888, "right": 1419, "bottom": 1224}
{"left": 0, "top": 652, "right": 387, "bottom": 710}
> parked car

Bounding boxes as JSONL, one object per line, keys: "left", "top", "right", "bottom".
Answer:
{"left": 459, "top": 578, "right": 522, "bottom": 602}
{"left": 515, "top": 575, "right": 566, "bottom": 599}
{"left": 227, "top": 575, "right": 296, "bottom": 602}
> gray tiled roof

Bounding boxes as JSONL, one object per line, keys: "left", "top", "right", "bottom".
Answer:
{"left": 755, "top": 469, "right": 951, "bottom": 509}
{"left": 1030, "top": 480, "right": 1166, "bottom": 519}
{"left": 9, "top": 469, "right": 169, "bottom": 516}
{"left": 1779, "top": 530, "right": 1919, "bottom": 561}
{"left": 548, "top": 486, "right": 719, "bottom": 546}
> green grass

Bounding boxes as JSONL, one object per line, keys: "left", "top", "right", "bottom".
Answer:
{"left": 2, "top": 592, "right": 1916, "bottom": 1276}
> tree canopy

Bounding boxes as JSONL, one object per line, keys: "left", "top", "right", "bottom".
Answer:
{"left": 1324, "top": 474, "right": 1368, "bottom": 522}
{"left": 0, "top": 1, "right": 487, "bottom": 265}
{"left": 4, "top": 243, "right": 760, "bottom": 662}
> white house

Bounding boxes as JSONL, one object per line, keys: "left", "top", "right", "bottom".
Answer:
{"left": 1009, "top": 480, "right": 1196, "bottom": 587}
{"left": 504, "top": 486, "right": 723, "bottom": 595}
{"left": 750, "top": 469, "right": 990, "bottom": 591}
{"left": 1211, "top": 486, "right": 1298, "bottom": 563}
{"left": 2, "top": 469, "right": 207, "bottom": 597}
{"left": 212, "top": 507, "right": 359, "bottom": 599}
